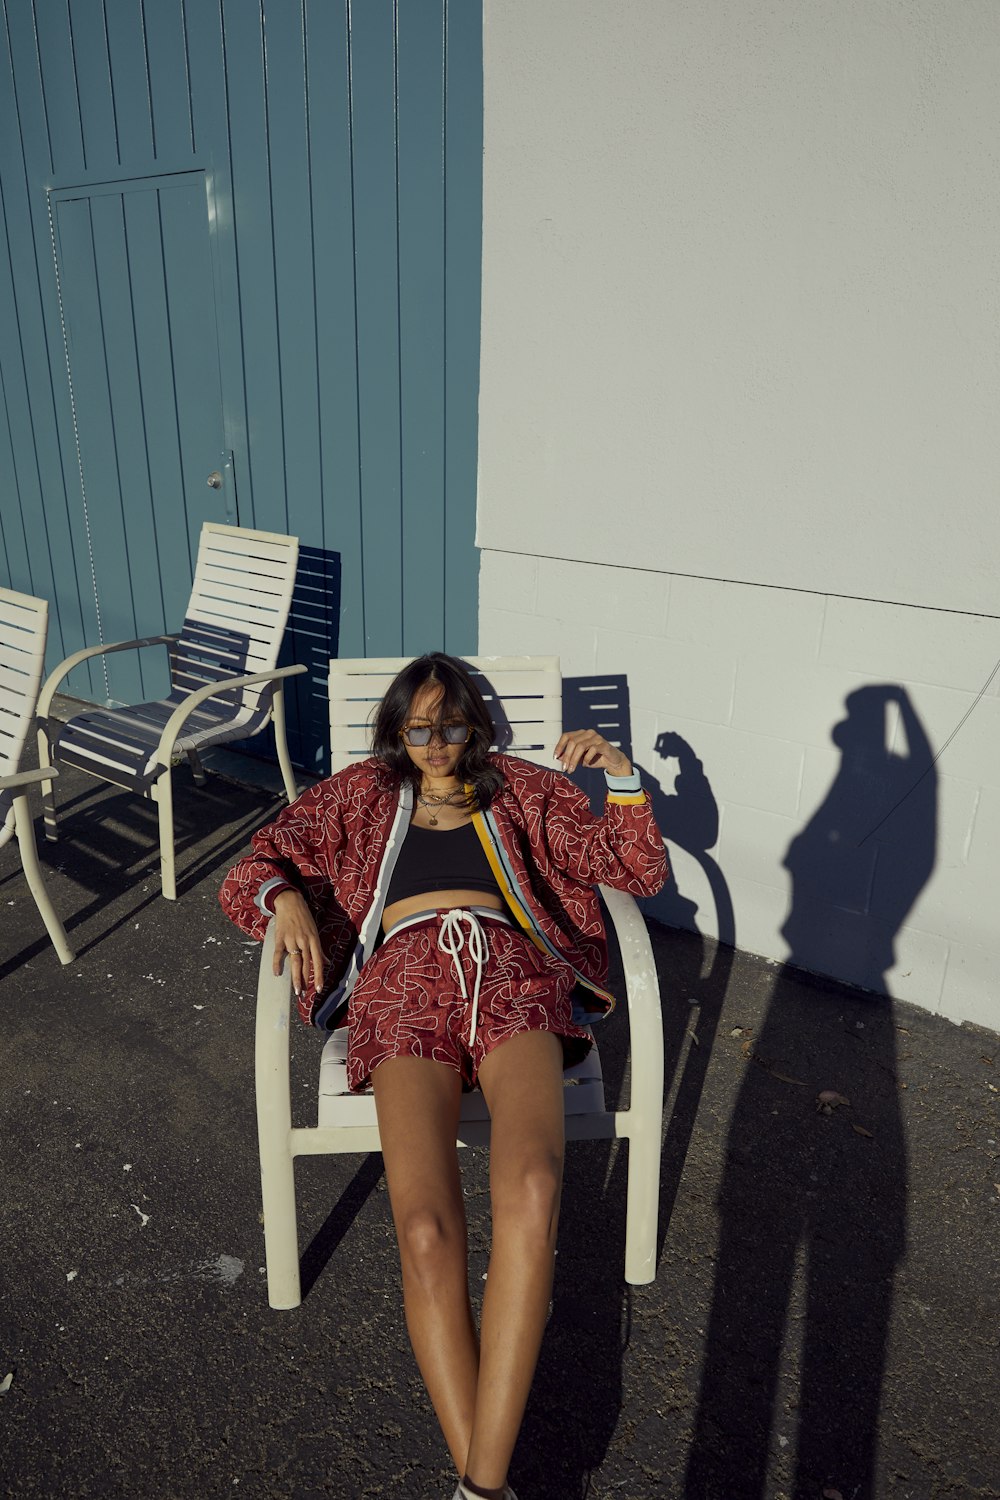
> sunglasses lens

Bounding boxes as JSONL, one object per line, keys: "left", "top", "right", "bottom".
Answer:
{"left": 403, "top": 722, "right": 469, "bottom": 747}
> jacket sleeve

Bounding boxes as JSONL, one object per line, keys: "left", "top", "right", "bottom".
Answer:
{"left": 538, "top": 772, "right": 667, "bottom": 896}
{"left": 218, "top": 778, "right": 344, "bottom": 941}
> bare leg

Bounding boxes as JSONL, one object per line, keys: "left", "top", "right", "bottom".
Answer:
{"left": 372, "top": 1056, "right": 479, "bottom": 1472}
{"left": 464, "top": 1029, "right": 566, "bottom": 1492}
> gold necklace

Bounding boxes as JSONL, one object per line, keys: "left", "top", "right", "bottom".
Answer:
{"left": 417, "top": 788, "right": 465, "bottom": 826}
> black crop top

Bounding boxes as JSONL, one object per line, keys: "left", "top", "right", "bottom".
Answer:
{"left": 384, "top": 820, "right": 504, "bottom": 906}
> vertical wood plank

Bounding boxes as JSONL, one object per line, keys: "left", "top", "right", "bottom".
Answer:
{"left": 262, "top": 0, "right": 319, "bottom": 542}
{"left": 220, "top": 0, "right": 285, "bottom": 530}
{"left": 260, "top": 0, "right": 321, "bottom": 744}
{"left": 184, "top": 0, "right": 251, "bottom": 522}
{"left": 158, "top": 177, "right": 228, "bottom": 542}
{"left": 123, "top": 186, "right": 199, "bottom": 629}
{"left": 443, "top": 0, "right": 482, "bottom": 654}
{"left": 348, "top": 0, "right": 402, "bottom": 654}
{"left": 397, "top": 0, "right": 446, "bottom": 655}
{"left": 53, "top": 194, "right": 143, "bottom": 701}
{"left": 68, "top": 0, "right": 118, "bottom": 170}
{"left": 0, "top": 365, "right": 33, "bottom": 591}
{"left": 32, "top": 0, "right": 86, "bottom": 177}
{"left": 143, "top": 0, "right": 194, "bottom": 161}
{"left": 305, "top": 0, "right": 363, "bottom": 655}
{"left": 89, "top": 188, "right": 166, "bottom": 698}
{"left": 104, "top": 0, "right": 156, "bottom": 171}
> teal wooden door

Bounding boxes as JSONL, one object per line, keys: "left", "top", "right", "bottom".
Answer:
{"left": 50, "top": 172, "right": 233, "bottom": 706}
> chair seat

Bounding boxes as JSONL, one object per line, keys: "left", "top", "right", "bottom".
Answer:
{"left": 51, "top": 693, "right": 273, "bottom": 792}
{"left": 317, "top": 1027, "right": 607, "bottom": 1128}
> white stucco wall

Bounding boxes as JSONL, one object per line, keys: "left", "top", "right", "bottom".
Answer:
{"left": 477, "top": 0, "right": 1000, "bottom": 1028}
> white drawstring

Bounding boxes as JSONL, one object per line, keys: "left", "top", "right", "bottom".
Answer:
{"left": 437, "top": 909, "right": 490, "bottom": 1050}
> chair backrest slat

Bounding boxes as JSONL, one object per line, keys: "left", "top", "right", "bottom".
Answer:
{"left": 0, "top": 586, "right": 47, "bottom": 781}
{"left": 175, "top": 524, "right": 298, "bottom": 708}
{"left": 328, "top": 655, "right": 562, "bottom": 772}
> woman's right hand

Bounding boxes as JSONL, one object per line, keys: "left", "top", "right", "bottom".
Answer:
{"left": 272, "top": 888, "right": 324, "bottom": 996}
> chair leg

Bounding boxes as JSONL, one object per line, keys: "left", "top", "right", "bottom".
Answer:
{"left": 255, "top": 967, "right": 302, "bottom": 1309}
{"left": 36, "top": 725, "right": 59, "bottom": 841}
{"left": 13, "top": 795, "right": 74, "bottom": 964}
{"left": 186, "top": 748, "right": 207, "bottom": 786}
{"left": 259, "top": 1141, "right": 303, "bottom": 1310}
{"left": 623, "top": 1122, "right": 661, "bottom": 1286}
{"left": 152, "top": 768, "right": 177, "bottom": 901}
{"left": 623, "top": 1015, "right": 663, "bottom": 1284}
{"left": 271, "top": 684, "right": 299, "bottom": 804}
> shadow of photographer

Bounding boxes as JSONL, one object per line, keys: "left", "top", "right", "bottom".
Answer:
{"left": 686, "top": 684, "right": 935, "bottom": 1500}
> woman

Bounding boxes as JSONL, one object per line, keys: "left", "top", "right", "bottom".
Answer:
{"left": 220, "top": 653, "right": 666, "bottom": 1500}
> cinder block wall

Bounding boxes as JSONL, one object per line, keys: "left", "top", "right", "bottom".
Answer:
{"left": 476, "top": 1, "right": 1000, "bottom": 1031}
{"left": 479, "top": 552, "right": 1000, "bottom": 1030}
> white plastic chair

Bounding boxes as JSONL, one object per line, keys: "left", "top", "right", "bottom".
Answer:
{"left": 0, "top": 587, "right": 73, "bottom": 964}
{"left": 255, "top": 655, "right": 664, "bottom": 1308}
{"left": 36, "top": 523, "right": 306, "bottom": 900}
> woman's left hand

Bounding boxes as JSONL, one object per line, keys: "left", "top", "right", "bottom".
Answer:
{"left": 555, "top": 730, "right": 633, "bottom": 777}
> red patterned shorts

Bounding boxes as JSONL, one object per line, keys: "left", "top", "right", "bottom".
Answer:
{"left": 346, "top": 907, "right": 593, "bottom": 1092}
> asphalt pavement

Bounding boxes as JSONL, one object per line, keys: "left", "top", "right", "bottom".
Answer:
{"left": 1, "top": 755, "right": 998, "bottom": 1500}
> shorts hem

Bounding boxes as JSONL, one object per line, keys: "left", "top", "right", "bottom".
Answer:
{"left": 348, "top": 1022, "right": 592, "bottom": 1096}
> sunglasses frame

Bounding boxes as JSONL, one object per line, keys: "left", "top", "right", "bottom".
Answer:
{"left": 398, "top": 720, "right": 474, "bottom": 749}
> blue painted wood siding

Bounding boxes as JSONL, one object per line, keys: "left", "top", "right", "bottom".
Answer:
{"left": 0, "top": 1, "right": 482, "bottom": 763}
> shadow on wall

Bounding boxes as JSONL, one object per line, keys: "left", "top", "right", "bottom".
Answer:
{"left": 562, "top": 676, "right": 738, "bottom": 1225}
{"left": 687, "top": 684, "right": 936, "bottom": 1500}
{"left": 557, "top": 675, "right": 738, "bottom": 1491}
{"left": 782, "top": 683, "right": 937, "bottom": 992}
{"left": 233, "top": 545, "right": 341, "bottom": 773}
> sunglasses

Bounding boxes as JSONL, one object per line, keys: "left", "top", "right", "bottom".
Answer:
{"left": 399, "top": 720, "right": 473, "bottom": 748}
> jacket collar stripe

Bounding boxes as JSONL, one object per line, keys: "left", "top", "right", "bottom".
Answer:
{"left": 313, "top": 783, "right": 413, "bottom": 1029}
{"left": 476, "top": 799, "right": 615, "bottom": 1011}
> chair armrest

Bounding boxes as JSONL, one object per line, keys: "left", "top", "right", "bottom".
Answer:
{"left": 0, "top": 765, "right": 59, "bottom": 791}
{"left": 37, "top": 634, "right": 181, "bottom": 717}
{"left": 598, "top": 884, "right": 664, "bottom": 1112}
{"left": 599, "top": 885, "right": 662, "bottom": 1031}
{"left": 155, "top": 662, "right": 308, "bottom": 767}
{"left": 255, "top": 919, "right": 294, "bottom": 1138}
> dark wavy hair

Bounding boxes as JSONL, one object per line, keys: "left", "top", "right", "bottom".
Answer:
{"left": 370, "top": 653, "right": 505, "bottom": 809}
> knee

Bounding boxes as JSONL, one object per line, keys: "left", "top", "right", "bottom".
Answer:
{"left": 397, "top": 1207, "right": 463, "bottom": 1287}
{"left": 493, "top": 1155, "right": 563, "bottom": 1243}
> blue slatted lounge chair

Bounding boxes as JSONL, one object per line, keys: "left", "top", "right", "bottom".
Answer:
{"left": 36, "top": 523, "right": 306, "bottom": 900}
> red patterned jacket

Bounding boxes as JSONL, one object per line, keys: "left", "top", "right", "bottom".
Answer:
{"left": 219, "top": 753, "right": 666, "bottom": 1031}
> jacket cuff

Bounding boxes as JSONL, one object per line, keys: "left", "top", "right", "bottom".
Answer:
{"left": 256, "top": 876, "right": 294, "bottom": 915}
{"left": 605, "top": 768, "right": 645, "bottom": 804}
{"left": 604, "top": 769, "right": 641, "bottom": 792}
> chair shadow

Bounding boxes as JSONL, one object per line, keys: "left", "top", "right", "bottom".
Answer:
{"left": 230, "top": 544, "right": 342, "bottom": 775}
{"left": 685, "top": 684, "right": 934, "bottom": 1500}
{"left": 639, "top": 734, "right": 737, "bottom": 1257}
{"left": 562, "top": 677, "right": 737, "bottom": 1254}
{"left": 298, "top": 1155, "right": 386, "bottom": 1301}
{"left": 0, "top": 768, "right": 288, "bottom": 974}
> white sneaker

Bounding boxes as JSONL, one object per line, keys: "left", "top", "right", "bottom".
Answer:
{"left": 452, "top": 1486, "right": 519, "bottom": 1500}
